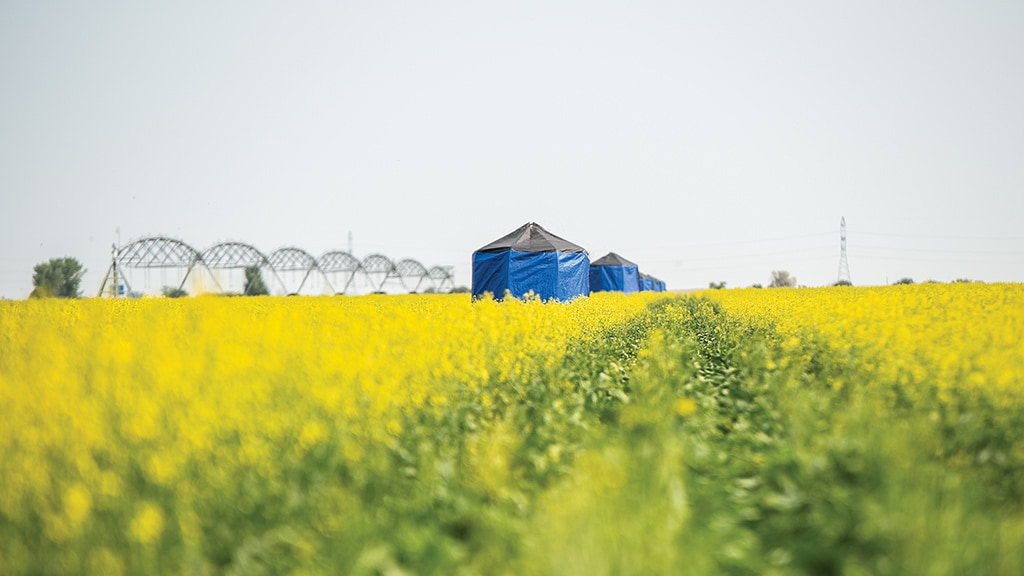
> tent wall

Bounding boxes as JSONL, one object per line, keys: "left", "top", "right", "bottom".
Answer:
{"left": 472, "top": 250, "right": 589, "bottom": 301}
{"left": 472, "top": 251, "right": 510, "bottom": 299}
{"left": 589, "top": 264, "right": 640, "bottom": 294}
{"left": 550, "top": 252, "right": 589, "bottom": 300}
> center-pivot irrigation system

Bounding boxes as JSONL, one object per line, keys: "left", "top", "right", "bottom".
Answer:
{"left": 98, "top": 236, "right": 455, "bottom": 297}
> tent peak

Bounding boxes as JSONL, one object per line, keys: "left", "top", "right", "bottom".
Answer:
{"left": 475, "top": 222, "right": 587, "bottom": 254}
{"left": 591, "top": 252, "right": 638, "bottom": 267}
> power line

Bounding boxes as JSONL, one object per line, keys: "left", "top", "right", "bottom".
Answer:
{"left": 848, "top": 252, "right": 1023, "bottom": 264}
{"left": 625, "top": 229, "right": 1021, "bottom": 259}
{"left": 657, "top": 255, "right": 835, "bottom": 272}
{"left": 854, "top": 231, "right": 1024, "bottom": 242}
{"left": 855, "top": 246, "right": 1024, "bottom": 256}
{"left": 633, "top": 232, "right": 833, "bottom": 252}
{"left": 645, "top": 246, "right": 833, "bottom": 264}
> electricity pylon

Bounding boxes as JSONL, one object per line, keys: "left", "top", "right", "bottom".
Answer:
{"left": 837, "top": 217, "right": 851, "bottom": 285}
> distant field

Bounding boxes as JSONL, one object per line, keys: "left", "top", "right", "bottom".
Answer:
{"left": 1, "top": 285, "right": 1022, "bottom": 574}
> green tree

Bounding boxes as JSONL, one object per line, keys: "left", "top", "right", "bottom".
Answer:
{"left": 894, "top": 277, "right": 915, "bottom": 285}
{"left": 162, "top": 286, "right": 189, "bottom": 298}
{"left": 769, "top": 270, "right": 796, "bottom": 288}
{"left": 244, "top": 266, "right": 269, "bottom": 296}
{"left": 31, "top": 257, "right": 85, "bottom": 298}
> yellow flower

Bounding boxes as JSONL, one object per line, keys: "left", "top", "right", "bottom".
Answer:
{"left": 704, "top": 283, "right": 1024, "bottom": 404}
{"left": 63, "top": 483, "right": 92, "bottom": 527}
{"left": 673, "top": 398, "right": 698, "bottom": 417}
{"left": 128, "top": 502, "right": 165, "bottom": 544}
{"left": 298, "top": 421, "right": 328, "bottom": 450}
{"left": 0, "top": 292, "right": 664, "bottom": 559}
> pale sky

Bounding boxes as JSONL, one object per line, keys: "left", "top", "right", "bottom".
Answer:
{"left": 2, "top": 1, "right": 1023, "bottom": 297}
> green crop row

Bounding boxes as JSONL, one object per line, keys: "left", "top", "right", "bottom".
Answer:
{"left": 2, "top": 290, "right": 1022, "bottom": 574}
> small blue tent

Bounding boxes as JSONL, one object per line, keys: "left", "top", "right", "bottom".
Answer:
{"left": 590, "top": 252, "right": 640, "bottom": 294}
{"left": 472, "top": 222, "right": 590, "bottom": 301}
{"left": 639, "top": 273, "right": 667, "bottom": 292}
{"left": 639, "top": 273, "right": 655, "bottom": 292}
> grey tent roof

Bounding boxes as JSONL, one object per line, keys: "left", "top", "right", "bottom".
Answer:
{"left": 475, "top": 222, "right": 587, "bottom": 254}
{"left": 591, "top": 252, "right": 638, "bottom": 267}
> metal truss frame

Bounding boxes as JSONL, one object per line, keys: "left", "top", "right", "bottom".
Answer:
{"left": 395, "top": 258, "right": 429, "bottom": 293}
{"left": 361, "top": 253, "right": 399, "bottom": 293}
{"left": 428, "top": 266, "right": 455, "bottom": 293}
{"left": 267, "top": 247, "right": 333, "bottom": 296}
{"left": 98, "top": 236, "right": 453, "bottom": 297}
{"left": 201, "top": 242, "right": 285, "bottom": 295}
{"left": 319, "top": 251, "right": 363, "bottom": 295}
{"left": 98, "top": 236, "right": 212, "bottom": 297}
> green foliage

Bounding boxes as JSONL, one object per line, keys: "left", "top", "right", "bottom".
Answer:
{"left": 161, "top": 286, "right": 188, "bottom": 298}
{"left": 243, "top": 266, "right": 269, "bottom": 296}
{"left": 709, "top": 281, "right": 727, "bottom": 290}
{"left": 31, "top": 257, "right": 85, "bottom": 298}
{"left": 894, "top": 277, "right": 915, "bottom": 285}
{"left": 5, "top": 295, "right": 1021, "bottom": 573}
{"left": 228, "top": 295, "right": 1023, "bottom": 574}
{"left": 769, "top": 270, "right": 796, "bottom": 288}
{"left": 365, "top": 305, "right": 663, "bottom": 573}
{"left": 833, "top": 279, "right": 853, "bottom": 286}
{"left": 618, "top": 296, "right": 1024, "bottom": 575}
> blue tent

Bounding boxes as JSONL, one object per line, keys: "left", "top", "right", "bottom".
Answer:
{"left": 472, "top": 222, "right": 590, "bottom": 301}
{"left": 639, "top": 273, "right": 667, "bottom": 292}
{"left": 590, "top": 252, "right": 640, "bottom": 294}
{"left": 639, "top": 273, "right": 656, "bottom": 292}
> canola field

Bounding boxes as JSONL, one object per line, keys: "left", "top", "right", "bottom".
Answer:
{"left": 1, "top": 284, "right": 1022, "bottom": 574}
